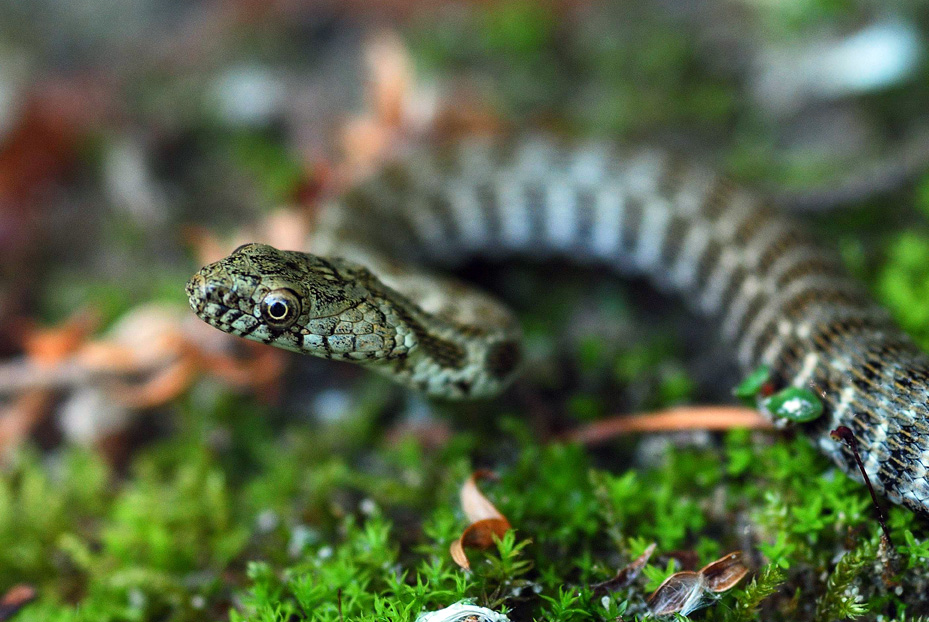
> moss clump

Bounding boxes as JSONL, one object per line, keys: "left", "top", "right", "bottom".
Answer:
{"left": 878, "top": 231, "right": 929, "bottom": 348}
{"left": 3, "top": 398, "right": 925, "bottom": 621}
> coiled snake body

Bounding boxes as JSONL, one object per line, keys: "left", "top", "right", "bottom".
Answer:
{"left": 187, "top": 137, "right": 929, "bottom": 516}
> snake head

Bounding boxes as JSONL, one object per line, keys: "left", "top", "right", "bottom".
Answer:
{"left": 186, "top": 243, "right": 412, "bottom": 360}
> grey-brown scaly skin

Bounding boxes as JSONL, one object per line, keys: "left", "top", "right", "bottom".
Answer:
{"left": 186, "top": 243, "right": 522, "bottom": 398}
{"left": 187, "top": 136, "right": 929, "bottom": 516}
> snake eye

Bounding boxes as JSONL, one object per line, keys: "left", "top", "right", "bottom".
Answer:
{"left": 260, "top": 288, "right": 301, "bottom": 328}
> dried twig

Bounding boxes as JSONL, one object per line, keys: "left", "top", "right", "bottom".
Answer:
{"left": 565, "top": 406, "right": 772, "bottom": 445}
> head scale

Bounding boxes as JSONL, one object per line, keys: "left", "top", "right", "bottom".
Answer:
{"left": 186, "top": 243, "right": 402, "bottom": 360}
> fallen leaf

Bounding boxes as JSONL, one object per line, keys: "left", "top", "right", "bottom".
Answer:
{"left": 338, "top": 30, "right": 440, "bottom": 180}
{"left": 450, "top": 471, "right": 511, "bottom": 570}
{"left": 460, "top": 470, "right": 505, "bottom": 523}
{"left": 647, "top": 571, "right": 705, "bottom": 617}
{"left": 647, "top": 551, "right": 749, "bottom": 617}
{"left": 591, "top": 542, "right": 656, "bottom": 594}
{"left": 699, "top": 551, "right": 749, "bottom": 593}
{"left": 0, "top": 393, "right": 53, "bottom": 456}
{"left": 184, "top": 209, "right": 312, "bottom": 266}
{"left": 0, "top": 300, "right": 288, "bottom": 452}
{"left": 111, "top": 357, "right": 199, "bottom": 409}
{"left": 22, "top": 310, "right": 99, "bottom": 367}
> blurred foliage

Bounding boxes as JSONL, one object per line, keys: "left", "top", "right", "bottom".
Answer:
{"left": 3, "top": 0, "right": 929, "bottom": 621}
{"left": 878, "top": 231, "right": 929, "bottom": 348}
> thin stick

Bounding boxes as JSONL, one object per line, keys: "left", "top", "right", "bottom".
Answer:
{"left": 566, "top": 406, "right": 773, "bottom": 445}
{"left": 831, "top": 425, "right": 893, "bottom": 546}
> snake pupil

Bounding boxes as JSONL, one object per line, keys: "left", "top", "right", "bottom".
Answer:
{"left": 269, "top": 301, "right": 287, "bottom": 319}
{"left": 260, "top": 289, "right": 300, "bottom": 328}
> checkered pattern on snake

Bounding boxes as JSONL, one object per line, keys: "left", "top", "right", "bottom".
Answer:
{"left": 187, "top": 136, "right": 929, "bottom": 516}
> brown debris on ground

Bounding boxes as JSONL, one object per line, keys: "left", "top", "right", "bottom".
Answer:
{"left": 647, "top": 551, "right": 749, "bottom": 617}
{"left": 589, "top": 542, "right": 656, "bottom": 595}
{"left": 450, "top": 470, "right": 512, "bottom": 570}
{"left": 566, "top": 406, "right": 773, "bottom": 445}
{"left": 0, "top": 303, "right": 286, "bottom": 455}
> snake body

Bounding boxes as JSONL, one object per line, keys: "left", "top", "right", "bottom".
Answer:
{"left": 187, "top": 136, "right": 929, "bottom": 516}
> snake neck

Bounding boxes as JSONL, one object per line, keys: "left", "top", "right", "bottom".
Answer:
{"left": 376, "top": 295, "right": 524, "bottom": 400}
{"left": 307, "top": 241, "right": 525, "bottom": 399}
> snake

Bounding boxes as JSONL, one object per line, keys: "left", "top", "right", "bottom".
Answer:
{"left": 186, "top": 136, "right": 929, "bottom": 517}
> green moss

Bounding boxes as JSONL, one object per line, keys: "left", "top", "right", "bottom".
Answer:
{"left": 3, "top": 402, "right": 926, "bottom": 621}
{"left": 0, "top": 449, "right": 109, "bottom": 588}
{"left": 813, "top": 542, "right": 874, "bottom": 621}
{"left": 878, "top": 232, "right": 929, "bottom": 348}
{"left": 721, "top": 564, "right": 786, "bottom": 622}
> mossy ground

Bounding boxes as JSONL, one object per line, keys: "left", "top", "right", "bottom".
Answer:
{"left": 6, "top": 384, "right": 929, "bottom": 621}
{"left": 7, "top": 1, "right": 929, "bottom": 620}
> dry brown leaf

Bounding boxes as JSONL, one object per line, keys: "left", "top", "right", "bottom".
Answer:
{"left": 338, "top": 30, "right": 439, "bottom": 179}
{"left": 461, "top": 470, "right": 505, "bottom": 523}
{"left": 590, "top": 542, "right": 656, "bottom": 594}
{"left": 365, "top": 31, "right": 413, "bottom": 128}
{"left": 647, "top": 570, "right": 704, "bottom": 617}
{"left": 698, "top": 551, "right": 749, "bottom": 593}
{"left": 340, "top": 117, "right": 394, "bottom": 176}
{"left": 183, "top": 225, "right": 230, "bottom": 266}
{"left": 449, "top": 536, "right": 470, "bottom": 570}
{"left": 450, "top": 517, "right": 512, "bottom": 570}
{"left": 196, "top": 342, "right": 286, "bottom": 389}
{"left": 262, "top": 210, "right": 312, "bottom": 252}
{"left": 111, "top": 358, "right": 199, "bottom": 409}
{"left": 0, "top": 300, "right": 289, "bottom": 451}
{"left": 0, "top": 311, "right": 101, "bottom": 455}
{"left": 450, "top": 471, "right": 511, "bottom": 570}
{"left": 22, "top": 310, "right": 99, "bottom": 367}
{"left": 339, "top": 31, "right": 412, "bottom": 175}
{"left": 461, "top": 517, "right": 511, "bottom": 549}
{"left": 647, "top": 551, "right": 749, "bottom": 617}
